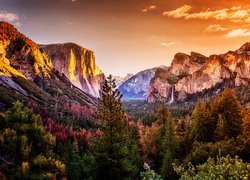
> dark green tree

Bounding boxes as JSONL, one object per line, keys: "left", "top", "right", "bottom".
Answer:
{"left": 211, "top": 88, "right": 243, "bottom": 139}
{"left": 0, "top": 101, "right": 65, "bottom": 179}
{"left": 190, "top": 100, "right": 215, "bottom": 142}
{"left": 64, "top": 142, "right": 81, "bottom": 180}
{"left": 175, "top": 119, "right": 187, "bottom": 139}
{"left": 90, "top": 75, "right": 140, "bottom": 179}
{"left": 156, "top": 105, "right": 177, "bottom": 179}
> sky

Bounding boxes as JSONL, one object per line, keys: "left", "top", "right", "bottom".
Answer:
{"left": 0, "top": 0, "right": 250, "bottom": 76}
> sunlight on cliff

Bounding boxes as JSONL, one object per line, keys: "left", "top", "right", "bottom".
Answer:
{"left": 0, "top": 43, "right": 26, "bottom": 78}
{"left": 69, "top": 49, "right": 77, "bottom": 81}
{"left": 32, "top": 49, "right": 52, "bottom": 77}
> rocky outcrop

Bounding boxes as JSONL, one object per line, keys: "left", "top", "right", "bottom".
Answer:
{"left": 168, "top": 52, "right": 207, "bottom": 77}
{"left": 0, "top": 21, "right": 98, "bottom": 120}
{"left": 0, "top": 22, "right": 53, "bottom": 79}
{"left": 119, "top": 66, "right": 168, "bottom": 99}
{"left": 148, "top": 43, "right": 250, "bottom": 103}
{"left": 40, "top": 43, "right": 105, "bottom": 97}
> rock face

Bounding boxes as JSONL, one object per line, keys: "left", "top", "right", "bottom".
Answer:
{"left": 40, "top": 43, "right": 105, "bottom": 97}
{"left": 113, "top": 73, "right": 134, "bottom": 87}
{"left": 0, "top": 21, "right": 98, "bottom": 120}
{"left": 148, "top": 43, "right": 250, "bottom": 103}
{"left": 119, "top": 66, "right": 168, "bottom": 99}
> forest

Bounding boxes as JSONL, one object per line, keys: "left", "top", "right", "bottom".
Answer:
{"left": 0, "top": 75, "right": 249, "bottom": 179}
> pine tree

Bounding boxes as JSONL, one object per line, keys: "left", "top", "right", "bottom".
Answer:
{"left": 211, "top": 88, "right": 243, "bottom": 139}
{"left": 156, "top": 105, "right": 177, "bottom": 179}
{"left": 0, "top": 101, "right": 65, "bottom": 179}
{"left": 191, "top": 100, "right": 215, "bottom": 142}
{"left": 156, "top": 105, "right": 175, "bottom": 154}
{"left": 64, "top": 142, "right": 81, "bottom": 180}
{"left": 175, "top": 119, "right": 187, "bottom": 138}
{"left": 161, "top": 149, "right": 174, "bottom": 179}
{"left": 90, "top": 75, "right": 140, "bottom": 179}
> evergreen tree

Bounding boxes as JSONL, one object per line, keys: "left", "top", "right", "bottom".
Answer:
{"left": 0, "top": 101, "right": 65, "bottom": 179}
{"left": 161, "top": 148, "right": 175, "bottom": 179}
{"left": 156, "top": 105, "right": 175, "bottom": 154}
{"left": 175, "top": 119, "right": 187, "bottom": 139}
{"left": 156, "top": 105, "right": 177, "bottom": 179}
{"left": 90, "top": 75, "right": 140, "bottom": 179}
{"left": 211, "top": 88, "right": 243, "bottom": 139}
{"left": 190, "top": 100, "right": 215, "bottom": 142}
{"left": 64, "top": 142, "right": 81, "bottom": 180}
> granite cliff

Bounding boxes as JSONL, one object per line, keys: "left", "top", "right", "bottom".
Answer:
{"left": 148, "top": 43, "right": 250, "bottom": 103}
{"left": 0, "top": 21, "right": 98, "bottom": 120}
{"left": 40, "top": 43, "right": 105, "bottom": 97}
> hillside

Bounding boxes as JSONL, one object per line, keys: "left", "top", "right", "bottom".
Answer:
{"left": 0, "top": 21, "right": 98, "bottom": 122}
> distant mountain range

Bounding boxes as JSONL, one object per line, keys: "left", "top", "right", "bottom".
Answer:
{"left": 113, "top": 73, "right": 134, "bottom": 87}
{"left": 120, "top": 46, "right": 250, "bottom": 103}
{"left": 0, "top": 21, "right": 249, "bottom": 118}
{"left": 118, "top": 66, "right": 168, "bottom": 99}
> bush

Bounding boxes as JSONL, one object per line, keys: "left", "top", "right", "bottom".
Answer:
{"left": 174, "top": 156, "right": 250, "bottom": 179}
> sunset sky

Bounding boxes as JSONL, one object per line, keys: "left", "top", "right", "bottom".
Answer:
{"left": 0, "top": 0, "right": 250, "bottom": 76}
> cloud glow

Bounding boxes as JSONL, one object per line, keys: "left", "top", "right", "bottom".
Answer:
{"left": 163, "top": 5, "right": 250, "bottom": 23}
{"left": 160, "top": 42, "right": 175, "bottom": 47}
{"left": 141, "top": 5, "right": 156, "bottom": 13}
{"left": 224, "top": 29, "right": 250, "bottom": 38}
{"left": 0, "top": 11, "right": 19, "bottom": 21}
{"left": 204, "top": 24, "right": 227, "bottom": 32}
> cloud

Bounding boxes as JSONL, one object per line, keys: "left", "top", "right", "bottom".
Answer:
{"left": 204, "top": 24, "right": 227, "bottom": 32}
{"left": 224, "top": 29, "right": 250, "bottom": 38}
{"left": 163, "top": 5, "right": 192, "bottom": 18}
{"left": 163, "top": 5, "right": 250, "bottom": 23}
{"left": 160, "top": 42, "right": 175, "bottom": 47}
{"left": 141, "top": 5, "right": 156, "bottom": 13}
{"left": 0, "top": 11, "right": 19, "bottom": 21}
{"left": 231, "top": 10, "right": 249, "bottom": 18}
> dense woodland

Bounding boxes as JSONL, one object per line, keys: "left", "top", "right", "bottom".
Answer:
{"left": 0, "top": 75, "right": 249, "bottom": 179}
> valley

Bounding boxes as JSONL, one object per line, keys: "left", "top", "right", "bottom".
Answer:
{"left": 0, "top": 21, "right": 249, "bottom": 179}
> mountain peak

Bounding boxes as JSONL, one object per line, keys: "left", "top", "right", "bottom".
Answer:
{"left": 40, "top": 43, "right": 104, "bottom": 97}
{"left": 148, "top": 42, "right": 250, "bottom": 103}
{"left": 0, "top": 21, "right": 53, "bottom": 78}
{"left": 237, "top": 42, "right": 250, "bottom": 53}
{"left": 0, "top": 21, "right": 16, "bottom": 31}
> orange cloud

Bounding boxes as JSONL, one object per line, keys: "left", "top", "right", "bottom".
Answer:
{"left": 163, "top": 5, "right": 250, "bottom": 23}
{"left": 204, "top": 24, "right": 227, "bottom": 32}
{"left": 141, "top": 5, "right": 156, "bottom": 13}
{"left": 163, "top": 5, "right": 191, "bottom": 18}
{"left": 224, "top": 29, "right": 250, "bottom": 38}
{"left": 160, "top": 41, "right": 175, "bottom": 47}
{"left": 0, "top": 11, "right": 19, "bottom": 21}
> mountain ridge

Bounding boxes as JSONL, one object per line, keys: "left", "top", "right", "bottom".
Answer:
{"left": 0, "top": 21, "right": 100, "bottom": 121}
{"left": 119, "top": 66, "right": 168, "bottom": 99}
{"left": 148, "top": 42, "right": 250, "bottom": 103}
{"left": 120, "top": 42, "right": 250, "bottom": 103}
